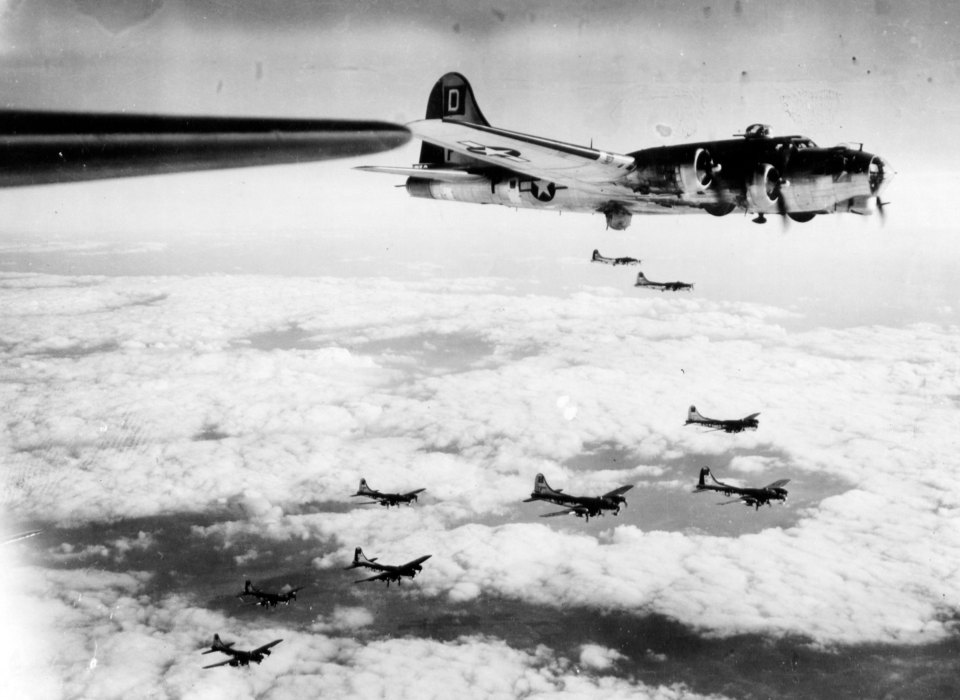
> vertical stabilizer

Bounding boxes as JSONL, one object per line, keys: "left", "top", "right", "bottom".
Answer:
{"left": 686, "top": 406, "right": 707, "bottom": 423}
{"left": 419, "top": 72, "right": 491, "bottom": 167}
{"left": 533, "top": 473, "right": 559, "bottom": 495}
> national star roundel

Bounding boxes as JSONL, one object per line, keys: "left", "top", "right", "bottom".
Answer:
{"left": 530, "top": 180, "right": 556, "bottom": 202}
{"left": 458, "top": 140, "right": 529, "bottom": 163}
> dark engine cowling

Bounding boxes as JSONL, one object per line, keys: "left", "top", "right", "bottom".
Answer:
{"left": 679, "top": 148, "right": 717, "bottom": 193}
{"left": 745, "top": 163, "right": 781, "bottom": 211}
{"left": 599, "top": 202, "right": 632, "bottom": 230}
{"left": 630, "top": 147, "right": 716, "bottom": 195}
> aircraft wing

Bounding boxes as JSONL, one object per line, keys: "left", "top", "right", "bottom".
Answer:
{"left": 764, "top": 479, "right": 790, "bottom": 489}
{"left": 0, "top": 111, "right": 411, "bottom": 187}
{"left": 400, "top": 555, "right": 432, "bottom": 570}
{"left": 203, "top": 659, "right": 234, "bottom": 669}
{"left": 355, "top": 166, "right": 486, "bottom": 182}
{"left": 1, "top": 529, "right": 42, "bottom": 545}
{"left": 744, "top": 413, "right": 761, "bottom": 420}
{"left": 540, "top": 507, "right": 586, "bottom": 518}
{"left": 251, "top": 639, "right": 283, "bottom": 655}
{"left": 409, "top": 119, "right": 636, "bottom": 190}
{"left": 355, "top": 572, "right": 394, "bottom": 584}
{"left": 402, "top": 488, "right": 427, "bottom": 498}
{"left": 717, "top": 497, "right": 749, "bottom": 506}
{"left": 602, "top": 485, "right": 634, "bottom": 499}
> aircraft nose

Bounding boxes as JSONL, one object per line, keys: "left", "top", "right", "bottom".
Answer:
{"left": 868, "top": 155, "right": 893, "bottom": 196}
{"left": 847, "top": 150, "right": 892, "bottom": 193}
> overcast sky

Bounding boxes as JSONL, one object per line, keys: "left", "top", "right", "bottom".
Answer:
{"left": 2, "top": 2, "right": 960, "bottom": 699}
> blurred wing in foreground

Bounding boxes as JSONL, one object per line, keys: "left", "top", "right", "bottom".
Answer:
{"left": 0, "top": 111, "right": 410, "bottom": 187}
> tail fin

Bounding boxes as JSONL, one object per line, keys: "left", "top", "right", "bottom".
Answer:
{"left": 419, "top": 72, "right": 491, "bottom": 167}
{"left": 592, "top": 250, "right": 600, "bottom": 260}
{"left": 533, "top": 473, "right": 557, "bottom": 494}
{"left": 698, "top": 467, "right": 710, "bottom": 488}
{"left": 347, "top": 546, "right": 376, "bottom": 567}
{"left": 687, "top": 406, "right": 706, "bottom": 423}
{"left": 357, "top": 478, "right": 372, "bottom": 494}
{"left": 244, "top": 580, "right": 252, "bottom": 593}
{"left": 635, "top": 272, "right": 650, "bottom": 286}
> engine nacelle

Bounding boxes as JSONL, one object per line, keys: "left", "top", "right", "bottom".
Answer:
{"left": 599, "top": 202, "right": 632, "bottom": 230}
{"left": 630, "top": 148, "right": 716, "bottom": 196}
{"left": 678, "top": 148, "right": 716, "bottom": 194}
{"left": 745, "top": 163, "right": 781, "bottom": 211}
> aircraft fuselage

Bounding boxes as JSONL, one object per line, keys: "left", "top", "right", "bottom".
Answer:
{"left": 405, "top": 138, "right": 887, "bottom": 224}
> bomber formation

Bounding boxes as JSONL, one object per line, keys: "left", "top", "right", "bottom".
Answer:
{"left": 208, "top": 404, "right": 786, "bottom": 669}
{"left": 15, "top": 71, "right": 812, "bottom": 673}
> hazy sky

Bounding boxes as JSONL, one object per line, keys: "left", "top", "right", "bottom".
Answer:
{"left": 2, "top": 2, "right": 960, "bottom": 700}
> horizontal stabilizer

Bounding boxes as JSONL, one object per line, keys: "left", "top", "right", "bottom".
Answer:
{"left": 355, "top": 165, "right": 487, "bottom": 182}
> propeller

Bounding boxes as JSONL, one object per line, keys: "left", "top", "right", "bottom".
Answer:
{"left": 876, "top": 198, "right": 889, "bottom": 225}
{"left": 868, "top": 156, "right": 892, "bottom": 226}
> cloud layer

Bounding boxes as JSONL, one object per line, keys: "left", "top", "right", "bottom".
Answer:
{"left": 2, "top": 556, "right": 724, "bottom": 700}
{"left": 3, "top": 272, "right": 960, "bottom": 654}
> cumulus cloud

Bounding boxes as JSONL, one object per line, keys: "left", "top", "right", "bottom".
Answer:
{"left": 310, "top": 606, "right": 374, "bottom": 633}
{"left": 5, "top": 563, "right": 726, "bottom": 700}
{"left": 3, "top": 273, "right": 960, "bottom": 649}
{"left": 579, "top": 643, "right": 624, "bottom": 670}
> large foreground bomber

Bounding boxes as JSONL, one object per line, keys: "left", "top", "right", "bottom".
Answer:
{"left": 361, "top": 72, "right": 892, "bottom": 230}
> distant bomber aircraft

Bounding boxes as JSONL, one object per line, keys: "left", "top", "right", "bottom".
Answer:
{"left": 351, "top": 478, "right": 426, "bottom": 507}
{"left": 344, "top": 547, "right": 432, "bottom": 586}
{"left": 524, "top": 473, "right": 632, "bottom": 522}
{"left": 359, "top": 72, "right": 892, "bottom": 230}
{"left": 685, "top": 406, "right": 759, "bottom": 433}
{"left": 592, "top": 250, "right": 641, "bottom": 266}
{"left": 634, "top": 272, "right": 694, "bottom": 292}
{"left": 237, "top": 580, "right": 306, "bottom": 608}
{"left": 201, "top": 634, "right": 282, "bottom": 669}
{"left": 693, "top": 467, "right": 789, "bottom": 510}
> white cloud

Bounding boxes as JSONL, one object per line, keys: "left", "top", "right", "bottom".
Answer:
{"left": 579, "top": 644, "right": 624, "bottom": 670}
{"left": 7, "top": 563, "right": 727, "bottom": 700}
{"left": 3, "top": 273, "right": 960, "bottom": 647}
{"left": 311, "top": 606, "right": 375, "bottom": 633}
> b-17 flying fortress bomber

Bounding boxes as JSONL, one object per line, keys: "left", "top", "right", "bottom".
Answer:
{"left": 201, "top": 634, "right": 283, "bottom": 669}
{"left": 237, "top": 580, "right": 306, "bottom": 608}
{"left": 360, "top": 72, "right": 892, "bottom": 231}
{"left": 524, "top": 473, "right": 633, "bottom": 522}
{"left": 685, "top": 405, "right": 760, "bottom": 433}
{"left": 351, "top": 478, "right": 426, "bottom": 507}
{"left": 344, "top": 547, "right": 433, "bottom": 586}
{"left": 591, "top": 249, "right": 641, "bottom": 266}
{"left": 693, "top": 467, "right": 790, "bottom": 511}
{"left": 634, "top": 272, "right": 694, "bottom": 292}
